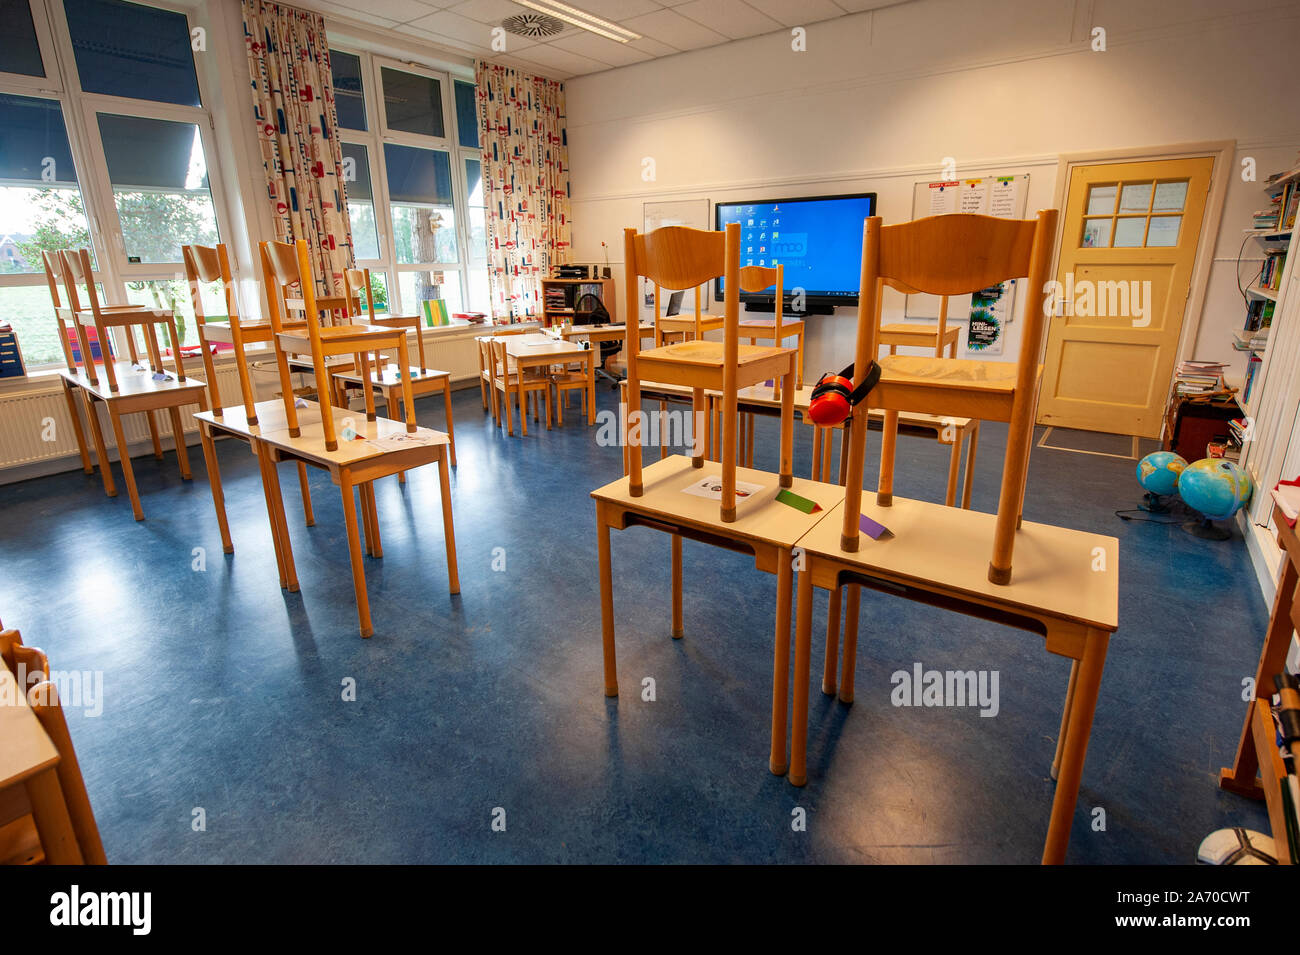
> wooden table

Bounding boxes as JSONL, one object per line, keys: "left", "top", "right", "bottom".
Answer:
{"left": 557, "top": 322, "right": 655, "bottom": 346}
{"left": 788, "top": 495, "right": 1119, "bottom": 864}
{"left": 501, "top": 334, "right": 595, "bottom": 434}
{"left": 592, "top": 454, "right": 845, "bottom": 774}
{"left": 330, "top": 362, "right": 458, "bottom": 469}
{"left": 0, "top": 668, "right": 81, "bottom": 863}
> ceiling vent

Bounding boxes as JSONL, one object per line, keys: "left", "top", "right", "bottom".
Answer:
{"left": 501, "top": 13, "right": 565, "bottom": 38}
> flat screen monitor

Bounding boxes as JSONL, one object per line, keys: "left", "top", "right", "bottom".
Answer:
{"left": 714, "top": 192, "right": 876, "bottom": 310}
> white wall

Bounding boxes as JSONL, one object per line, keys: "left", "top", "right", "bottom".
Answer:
{"left": 565, "top": 0, "right": 1300, "bottom": 379}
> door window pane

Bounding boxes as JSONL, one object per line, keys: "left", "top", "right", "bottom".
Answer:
{"left": 0, "top": 94, "right": 95, "bottom": 275}
{"left": 384, "top": 144, "right": 456, "bottom": 264}
{"left": 454, "top": 80, "right": 478, "bottom": 148}
{"left": 97, "top": 113, "right": 219, "bottom": 263}
{"left": 1, "top": 0, "right": 45, "bottom": 77}
{"left": 399, "top": 270, "right": 462, "bottom": 321}
{"left": 1152, "top": 181, "right": 1188, "bottom": 212}
{"left": 330, "top": 49, "right": 366, "bottom": 131}
{"left": 381, "top": 66, "right": 444, "bottom": 138}
{"left": 1118, "top": 182, "right": 1153, "bottom": 214}
{"left": 64, "top": 0, "right": 201, "bottom": 107}
{"left": 1112, "top": 217, "right": 1146, "bottom": 247}
{"left": 1081, "top": 218, "right": 1110, "bottom": 249}
{"left": 1085, "top": 184, "right": 1116, "bottom": 216}
{"left": 1146, "top": 215, "right": 1182, "bottom": 247}
{"left": 341, "top": 142, "right": 379, "bottom": 261}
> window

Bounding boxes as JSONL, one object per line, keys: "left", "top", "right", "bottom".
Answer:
{"left": 0, "top": 0, "right": 45, "bottom": 77}
{"left": 1081, "top": 178, "right": 1189, "bottom": 250}
{"left": 341, "top": 143, "right": 379, "bottom": 261}
{"left": 465, "top": 157, "right": 489, "bottom": 312}
{"left": 331, "top": 49, "right": 366, "bottom": 132}
{"left": 385, "top": 144, "right": 456, "bottom": 264}
{"left": 63, "top": 0, "right": 201, "bottom": 107}
{"left": 379, "top": 66, "right": 443, "bottom": 138}
{"left": 454, "top": 80, "right": 477, "bottom": 149}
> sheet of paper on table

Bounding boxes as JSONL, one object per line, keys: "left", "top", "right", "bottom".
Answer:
{"left": 680, "top": 474, "right": 765, "bottom": 502}
{"left": 366, "top": 432, "right": 441, "bottom": 452}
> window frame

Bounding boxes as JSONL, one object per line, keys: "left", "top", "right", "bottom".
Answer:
{"left": 0, "top": 0, "right": 62, "bottom": 93}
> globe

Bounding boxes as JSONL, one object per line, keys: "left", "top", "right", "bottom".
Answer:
{"left": 1179, "top": 458, "right": 1253, "bottom": 520}
{"left": 1136, "top": 450, "right": 1187, "bottom": 497}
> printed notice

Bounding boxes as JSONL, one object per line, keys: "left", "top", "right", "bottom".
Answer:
{"left": 681, "top": 474, "right": 765, "bottom": 502}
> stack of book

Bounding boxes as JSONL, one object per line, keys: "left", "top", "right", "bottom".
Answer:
{"left": 1262, "top": 247, "right": 1289, "bottom": 291}
{"left": 1246, "top": 298, "right": 1275, "bottom": 332}
{"left": 1174, "top": 359, "right": 1228, "bottom": 395}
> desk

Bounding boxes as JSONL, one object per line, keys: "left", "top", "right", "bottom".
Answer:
{"left": 502, "top": 334, "right": 595, "bottom": 434}
{"left": 789, "top": 495, "right": 1119, "bottom": 864}
{"left": 0, "top": 668, "right": 81, "bottom": 863}
{"left": 330, "top": 362, "right": 458, "bottom": 469}
{"left": 558, "top": 322, "right": 654, "bottom": 346}
{"left": 592, "top": 454, "right": 845, "bottom": 774}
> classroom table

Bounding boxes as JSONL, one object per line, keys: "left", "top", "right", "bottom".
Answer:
{"left": 788, "top": 495, "right": 1119, "bottom": 864}
{"left": 556, "top": 322, "right": 655, "bottom": 345}
{"left": 501, "top": 334, "right": 596, "bottom": 434}
{"left": 592, "top": 454, "right": 846, "bottom": 774}
{"left": 0, "top": 668, "right": 81, "bottom": 863}
{"left": 330, "top": 362, "right": 459, "bottom": 469}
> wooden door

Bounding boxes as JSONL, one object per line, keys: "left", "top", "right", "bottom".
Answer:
{"left": 1038, "top": 156, "right": 1215, "bottom": 437}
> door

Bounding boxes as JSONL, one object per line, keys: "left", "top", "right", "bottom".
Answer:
{"left": 1038, "top": 156, "right": 1215, "bottom": 437}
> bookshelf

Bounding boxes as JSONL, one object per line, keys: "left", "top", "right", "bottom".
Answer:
{"left": 1234, "top": 173, "right": 1293, "bottom": 411}
{"left": 539, "top": 277, "right": 616, "bottom": 329}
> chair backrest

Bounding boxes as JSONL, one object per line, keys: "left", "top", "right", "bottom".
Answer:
{"left": 41, "top": 251, "right": 80, "bottom": 373}
{"left": 346, "top": 268, "right": 429, "bottom": 374}
{"left": 1, "top": 627, "right": 23, "bottom": 673}
{"left": 58, "top": 249, "right": 103, "bottom": 316}
{"left": 738, "top": 263, "right": 783, "bottom": 339}
{"left": 629, "top": 222, "right": 739, "bottom": 347}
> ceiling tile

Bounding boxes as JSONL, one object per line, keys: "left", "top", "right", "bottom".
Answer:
{"left": 628, "top": 35, "right": 678, "bottom": 56}
{"left": 550, "top": 31, "right": 654, "bottom": 67}
{"left": 743, "top": 0, "right": 850, "bottom": 27}
{"left": 833, "top": 0, "right": 911, "bottom": 11}
{"left": 517, "top": 41, "right": 611, "bottom": 75}
{"left": 408, "top": 8, "right": 502, "bottom": 44}
{"left": 365, "top": 0, "right": 446, "bottom": 22}
{"left": 555, "top": 0, "right": 661, "bottom": 21}
{"left": 445, "top": 0, "right": 526, "bottom": 25}
{"left": 672, "top": 0, "right": 782, "bottom": 39}
{"left": 620, "top": 8, "right": 727, "bottom": 50}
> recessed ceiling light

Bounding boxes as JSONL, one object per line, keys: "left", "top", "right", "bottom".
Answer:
{"left": 512, "top": 0, "right": 641, "bottom": 43}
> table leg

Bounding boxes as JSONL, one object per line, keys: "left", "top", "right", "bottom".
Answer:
{"left": 168, "top": 405, "right": 192, "bottom": 480}
{"left": 198, "top": 421, "right": 233, "bottom": 554}
{"left": 670, "top": 533, "right": 683, "bottom": 639}
{"left": 597, "top": 506, "right": 617, "bottom": 697}
{"left": 260, "top": 449, "right": 298, "bottom": 593}
{"left": 770, "top": 547, "right": 794, "bottom": 776}
{"left": 586, "top": 352, "right": 596, "bottom": 426}
{"left": 1042, "top": 630, "right": 1109, "bottom": 864}
{"left": 82, "top": 393, "right": 115, "bottom": 497}
{"left": 839, "top": 585, "right": 861, "bottom": 704}
{"left": 107, "top": 408, "right": 143, "bottom": 521}
{"left": 961, "top": 422, "right": 979, "bottom": 510}
{"left": 367, "top": 481, "right": 383, "bottom": 559}
{"left": 1051, "top": 659, "right": 1080, "bottom": 781}
{"left": 258, "top": 451, "right": 288, "bottom": 589}
{"left": 25, "top": 769, "right": 83, "bottom": 864}
{"left": 438, "top": 451, "right": 460, "bottom": 594}
{"left": 146, "top": 410, "right": 164, "bottom": 460}
{"left": 297, "top": 462, "right": 315, "bottom": 526}
{"left": 61, "top": 379, "right": 93, "bottom": 473}
{"left": 358, "top": 481, "right": 375, "bottom": 557}
{"left": 443, "top": 377, "right": 459, "bottom": 464}
{"left": 822, "top": 584, "right": 842, "bottom": 694}
{"left": 387, "top": 392, "right": 407, "bottom": 486}
{"left": 339, "top": 472, "right": 373, "bottom": 638}
{"left": 790, "top": 567, "right": 814, "bottom": 786}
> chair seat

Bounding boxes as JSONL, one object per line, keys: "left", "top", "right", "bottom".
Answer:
{"left": 880, "top": 354, "right": 1017, "bottom": 388}
{"left": 278, "top": 323, "right": 402, "bottom": 352}
{"left": 636, "top": 341, "right": 796, "bottom": 392}
{"left": 873, "top": 355, "right": 1033, "bottom": 421}
{"left": 335, "top": 364, "right": 450, "bottom": 388}
{"left": 879, "top": 322, "right": 960, "bottom": 344}
{"left": 73, "top": 305, "right": 173, "bottom": 325}
{"left": 645, "top": 340, "right": 789, "bottom": 366}
{"left": 738, "top": 318, "right": 804, "bottom": 331}
{"left": 201, "top": 320, "right": 275, "bottom": 345}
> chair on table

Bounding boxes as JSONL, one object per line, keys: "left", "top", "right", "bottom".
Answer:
{"left": 877, "top": 278, "right": 959, "bottom": 359}
{"left": 260, "top": 239, "right": 416, "bottom": 452}
{"left": 623, "top": 222, "right": 798, "bottom": 522}
{"left": 490, "top": 337, "right": 552, "bottom": 435}
{"left": 736, "top": 263, "right": 805, "bottom": 388}
{"left": 840, "top": 210, "right": 1058, "bottom": 584}
{"left": 0, "top": 631, "right": 106, "bottom": 866}
{"left": 331, "top": 267, "right": 457, "bottom": 471}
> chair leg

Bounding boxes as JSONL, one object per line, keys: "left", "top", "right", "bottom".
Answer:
{"left": 359, "top": 352, "right": 376, "bottom": 421}
{"left": 388, "top": 393, "right": 407, "bottom": 485}
{"left": 812, "top": 426, "right": 823, "bottom": 481}
{"left": 839, "top": 585, "right": 861, "bottom": 704}
{"left": 944, "top": 425, "right": 962, "bottom": 507}
{"left": 259, "top": 448, "right": 298, "bottom": 593}
{"left": 82, "top": 393, "right": 115, "bottom": 497}
{"left": 961, "top": 421, "right": 979, "bottom": 509}
{"left": 338, "top": 474, "right": 373, "bottom": 638}
{"left": 146, "top": 411, "right": 163, "bottom": 459}
{"left": 670, "top": 533, "right": 683, "bottom": 639}
{"left": 691, "top": 388, "right": 706, "bottom": 468}
{"left": 877, "top": 410, "right": 899, "bottom": 506}
{"left": 779, "top": 368, "right": 794, "bottom": 489}
{"left": 770, "top": 547, "right": 794, "bottom": 776}
{"left": 61, "top": 380, "right": 93, "bottom": 474}
{"left": 167, "top": 405, "right": 192, "bottom": 480}
{"left": 296, "top": 462, "right": 315, "bottom": 526}
{"left": 197, "top": 418, "right": 233, "bottom": 555}
{"left": 990, "top": 398, "right": 1036, "bottom": 584}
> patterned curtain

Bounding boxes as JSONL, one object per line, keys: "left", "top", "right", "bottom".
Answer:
{"left": 242, "top": 0, "right": 353, "bottom": 296}
{"left": 476, "top": 61, "right": 572, "bottom": 321}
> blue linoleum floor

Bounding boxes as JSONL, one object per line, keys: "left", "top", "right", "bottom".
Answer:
{"left": 0, "top": 384, "right": 1272, "bottom": 863}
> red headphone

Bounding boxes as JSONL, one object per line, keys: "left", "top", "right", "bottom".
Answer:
{"left": 808, "top": 360, "right": 882, "bottom": 427}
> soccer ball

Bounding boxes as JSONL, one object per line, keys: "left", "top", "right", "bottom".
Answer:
{"left": 1196, "top": 827, "right": 1277, "bottom": 865}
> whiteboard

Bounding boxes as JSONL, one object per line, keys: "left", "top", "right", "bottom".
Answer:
{"left": 903, "top": 174, "right": 1030, "bottom": 322}
{"left": 642, "top": 199, "right": 711, "bottom": 321}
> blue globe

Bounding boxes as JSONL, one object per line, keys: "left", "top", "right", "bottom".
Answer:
{"left": 1179, "top": 458, "right": 1253, "bottom": 520}
{"left": 1136, "top": 450, "right": 1187, "bottom": 497}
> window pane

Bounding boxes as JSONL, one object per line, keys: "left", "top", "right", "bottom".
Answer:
{"left": 1085, "top": 184, "right": 1116, "bottom": 216}
{"left": 0, "top": 287, "right": 61, "bottom": 367}
{"left": 330, "top": 49, "right": 366, "bottom": 131}
{"left": 1146, "top": 215, "right": 1182, "bottom": 247}
{"left": 0, "top": 0, "right": 45, "bottom": 77}
{"left": 0, "top": 94, "right": 95, "bottom": 275}
{"left": 1113, "top": 216, "right": 1146, "bottom": 247}
{"left": 341, "top": 142, "right": 379, "bottom": 260}
{"left": 466, "top": 267, "right": 490, "bottom": 314}
{"left": 1118, "top": 182, "right": 1152, "bottom": 214}
{"left": 465, "top": 158, "right": 486, "bottom": 266}
{"left": 399, "top": 270, "right": 462, "bottom": 321}
{"left": 454, "top": 80, "right": 478, "bottom": 148}
{"left": 385, "top": 144, "right": 456, "bottom": 264}
{"left": 359, "top": 270, "right": 389, "bottom": 316}
{"left": 1081, "top": 218, "right": 1110, "bottom": 249}
{"left": 97, "top": 113, "right": 219, "bottom": 263}
{"left": 381, "top": 66, "right": 443, "bottom": 138}
{"left": 64, "top": 0, "right": 201, "bottom": 107}
{"left": 1153, "top": 181, "right": 1187, "bottom": 212}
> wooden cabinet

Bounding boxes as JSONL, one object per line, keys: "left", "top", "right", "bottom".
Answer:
{"left": 540, "top": 277, "right": 616, "bottom": 328}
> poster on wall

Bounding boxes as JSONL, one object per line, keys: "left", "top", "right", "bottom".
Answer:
{"left": 906, "top": 174, "right": 1030, "bottom": 322}
{"left": 964, "top": 281, "right": 1017, "bottom": 357}
{"left": 642, "top": 199, "right": 711, "bottom": 320}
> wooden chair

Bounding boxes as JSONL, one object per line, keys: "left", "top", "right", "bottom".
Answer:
{"left": 550, "top": 343, "right": 595, "bottom": 426}
{"left": 841, "top": 210, "right": 1059, "bottom": 584}
{"left": 491, "top": 337, "right": 551, "bottom": 435}
{"left": 877, "top": 278, "right": 959, "bottom": 358}
{"left": 736, "top": 263, "right": 805, "bottom": 387}
{"left": 331, "top": 267, "right": 457, "bottom": 470}
{"left": 260, "top": 239, "right": 416, "bottom": 452}
{"left": 623, "top": 222, "right": 797, "bottom": 522}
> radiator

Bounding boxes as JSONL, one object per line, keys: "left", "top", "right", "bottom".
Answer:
{"left": 0, "top": 363, "right": 246, "bottom": 471}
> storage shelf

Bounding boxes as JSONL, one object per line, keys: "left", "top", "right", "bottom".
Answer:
{"left": 1247, "top": 284, "right": 1281, "bottom": 301}
{"left": 1245, "top": 227, "right": 1292, "bottom": 242}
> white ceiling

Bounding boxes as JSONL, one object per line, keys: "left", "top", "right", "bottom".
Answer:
{"left": 305, "top": 0, "right": 908, "bottom": 80}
